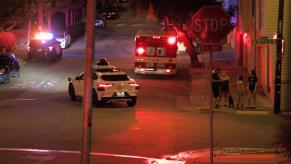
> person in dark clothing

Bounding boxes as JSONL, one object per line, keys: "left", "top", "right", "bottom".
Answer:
{"left": 212, "top": 68, "right": 221, "bottom": 108}
{"left": 219, "top": 70, "right": 230, "bottom": 107}
{"left": 247, "top": 70, "right": 258, "bottom": 109}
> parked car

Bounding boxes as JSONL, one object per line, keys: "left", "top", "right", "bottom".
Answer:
{"left": 0, "top": 53, "right": 20, "bottom": 84}
{"left": 68, "top": 70, "right": 140, "bottom": 107}
{"left": 54, "top": 31, "right": 71, "bottom": 49}
{"left": 102, "top": 11, "right": 119, "bottom": 20}
{"left": 95, "top": 16, "right": 107, "bottom": 28}
{"left": 27, "top": 32, "right": 62, "bottom": 61}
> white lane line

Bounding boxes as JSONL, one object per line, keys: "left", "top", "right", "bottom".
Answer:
{"left": 0, "top": 147, "right": 184, "bottom": 163}
{"left": 6, "top": 99, "right": 36, "bottom": 101}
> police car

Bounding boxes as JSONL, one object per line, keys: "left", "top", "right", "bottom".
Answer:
{"left": 27, "top": 32, "right": 62, "bottom": 61}
{"left": 68, "top": 69, "right": 140, "bottom": 107}
{"left": 0, "top": 53, "right": 20, "bottom": 84}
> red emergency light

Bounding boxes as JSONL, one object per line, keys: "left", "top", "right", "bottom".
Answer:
{"left": 136, "top": 47, "right": 145, "bottom": 55}
{"left": 167, "top": 36, "right": 176, "bottom": 45}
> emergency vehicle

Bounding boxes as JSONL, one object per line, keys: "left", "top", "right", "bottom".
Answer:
{"left": 134, "top": 30, "right": 178, "bottom": 75}
{"left": 27, "top": 31, "right": 62, "bottom": 61}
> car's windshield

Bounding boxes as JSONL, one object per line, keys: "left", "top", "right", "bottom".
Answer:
{"left": 101, "top": 74, "right": 129, "bottom": 81}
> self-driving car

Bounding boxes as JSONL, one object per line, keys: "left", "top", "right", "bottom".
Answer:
{"left": 27, "top": 32, "right": 62, "bottom": 61}
{"left": 0, "top": 53, "right": 20, "bottom": 84}
{"left": 68, "top": 70, "right": 139, "bottom": 107}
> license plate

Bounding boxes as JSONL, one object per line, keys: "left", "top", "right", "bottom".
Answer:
{"left": 116, "top": 92, "right": 125, "bottom": 97}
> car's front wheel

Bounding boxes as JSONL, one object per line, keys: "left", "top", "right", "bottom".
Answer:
{"left": 127, "top": 97, "right": 137, "bottom": 107}
{"left": 69, "top": 84, "right": 77, "bottom": 101}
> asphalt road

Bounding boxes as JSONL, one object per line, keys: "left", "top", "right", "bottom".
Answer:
{"left": 0, "top": 10, "right": 282, "bottom": 164}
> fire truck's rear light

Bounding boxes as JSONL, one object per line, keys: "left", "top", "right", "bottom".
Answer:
{"left": 167, "top": 37, "right": 176, "bottom": 45}
{"left": 141, "top": 68, "right": 145, "bottom": 72}
{"left": 136, "top": 47, "right": 145, "bottom": 55}
{"left": 166, "top": 69, "right": 171, "bottom": 73}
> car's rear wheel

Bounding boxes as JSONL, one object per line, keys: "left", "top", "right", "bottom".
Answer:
{"left": 127, "top": 97, "right": 137, "bottom": 107}
{"left": 69, "top": 84, "right": 77, "bottom": 101}
{"left": 57, "top": 46, "right": 63, "bottom": 60}
{"left": 92, "top": 89, "right": 101, "bottom": 106}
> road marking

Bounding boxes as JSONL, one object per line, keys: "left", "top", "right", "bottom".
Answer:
{"left": 6, "top": 99, "right": 36, "bottom": 101}
{"left": 0, "top": 147, "right": 185, "bottom": 163}
{"left": 116, "top": 23, "right": 126, "bottom": 27}
{"left": 131, "top": 24, "right": 145, "bottom": 27}
{"left": 11, "top": 81, "right": 57, "bottom": 89}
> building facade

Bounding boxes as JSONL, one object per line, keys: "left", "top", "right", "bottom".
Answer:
{"left": 234, "top": 0, "right": 291, "bottom": 111}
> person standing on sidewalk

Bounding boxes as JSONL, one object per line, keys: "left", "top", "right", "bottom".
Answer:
{"left": 220, "top": 70, "right": 230, "bottom": 108}
{"left": 212, "top": 68, "right": 221, "bottom": 108}
{"left": 236, "top": 75, "right": 245, "bottom": 109}
{"left": 247, "top": 70, "right": 258, "bottom": 109}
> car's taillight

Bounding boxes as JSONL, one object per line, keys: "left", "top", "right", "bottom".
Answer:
{"left": 136, "top": 47, "right": 145, "bottom": 56}
{"left": 97, "top": 84, "right": 112, "bottom": 91}
{"left": 167, "top": 36, "right": 176, "bottom": 45}
{"left": 130, "top": 83, "right": 140, "bottom": 90}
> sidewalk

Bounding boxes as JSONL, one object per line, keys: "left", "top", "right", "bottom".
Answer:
{"left": 187, "top": 48, "right": 273, "bottom": 114}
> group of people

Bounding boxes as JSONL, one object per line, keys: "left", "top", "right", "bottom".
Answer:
{"left": 211, "top": 68, "right": 258, "bottom": 109}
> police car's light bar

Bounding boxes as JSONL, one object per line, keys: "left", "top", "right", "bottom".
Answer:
{"left": 34, "top": 32, "right": 53, "bottom": 40}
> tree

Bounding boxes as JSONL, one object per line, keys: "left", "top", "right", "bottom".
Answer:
{"left": 0, "top": 0, "right": 34, "bottom": 31}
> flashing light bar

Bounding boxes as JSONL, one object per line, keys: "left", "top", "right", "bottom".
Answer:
{"left": 34, "top": 32, "right": 53, "bottom": 40}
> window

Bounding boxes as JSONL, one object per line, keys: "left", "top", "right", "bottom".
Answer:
{"left": 146, "top": 47, "right": 155, "bottom": 56}
{"left": 101, "top": 74, "right": 129, "bottom": 81}
{"left": 76, "top": 72, "right": 98, "bottom": 80}
{"left": 156, "top": 47, "right": 166, "bottom": 56}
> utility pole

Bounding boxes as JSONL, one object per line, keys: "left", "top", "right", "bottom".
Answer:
{"left": 209, "top": 50, "right": 213, "bottom": 164}
{"left": 81, "top": 0, "right": 96, "bottom": 163}
{"left": 274, "top": 0, "right": 284, "bottom": 114}
{"left": 38, "top": 0, "right": 43, "bottom": 30}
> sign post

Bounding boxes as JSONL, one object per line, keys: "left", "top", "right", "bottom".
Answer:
{"left": 274, "top": 0, "right": 284, "bottom": 114}
{"left": 191, "top": 6, "right": 231, "bottom": 164}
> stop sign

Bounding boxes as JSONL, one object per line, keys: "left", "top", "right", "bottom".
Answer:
{"left": 191, "top": 6, "right": 232, "bottom": 43}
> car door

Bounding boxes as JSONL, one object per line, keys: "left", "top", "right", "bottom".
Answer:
{"left": 73, "top": 73, "right": 85, "bottom": 96}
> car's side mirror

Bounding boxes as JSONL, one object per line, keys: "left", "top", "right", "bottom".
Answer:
{"left": 75, "top": 76, "right": 82, "bottom": 80}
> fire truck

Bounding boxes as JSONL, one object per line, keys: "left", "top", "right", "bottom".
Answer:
{"left": 134, "top": 30, "right": 178, "bottom": 75}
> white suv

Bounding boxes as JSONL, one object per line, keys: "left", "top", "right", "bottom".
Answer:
{"left": 68, "top": 70, "right": 140, "bottom": 107}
